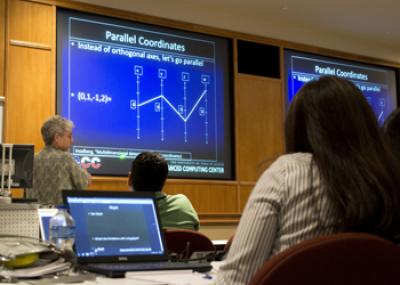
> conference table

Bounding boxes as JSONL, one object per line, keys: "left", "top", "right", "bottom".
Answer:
{"left": 1, "top": 270, "right": 216, "bottom": 285}
{"left": 0, "top": 262, "right": 223, "bottom": 285}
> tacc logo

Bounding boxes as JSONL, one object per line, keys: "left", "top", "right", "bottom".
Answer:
{"left": 80, "top": 156, "right": 102, "bottom": 169}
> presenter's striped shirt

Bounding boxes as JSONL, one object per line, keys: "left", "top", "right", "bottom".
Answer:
{"left": 215, "top": 153, "right": 337, "bottom": 285}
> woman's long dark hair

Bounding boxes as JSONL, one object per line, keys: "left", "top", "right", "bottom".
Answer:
{"left": 383, "top": 108, "right": 400, "bottom": 161}
{"left": 285, "top": 76, "right": 400, "bottom": 241}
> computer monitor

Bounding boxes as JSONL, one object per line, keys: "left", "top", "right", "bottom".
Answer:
{"left": 284, "top": 49, "right": 398, "bottom": 125}
{"left": 56, "top": 9, "right": 234, "bottom": 180}
{"left": 0, "top": 144, "right": 34, "bottom": 189}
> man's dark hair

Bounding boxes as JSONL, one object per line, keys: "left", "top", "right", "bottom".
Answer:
{"left": 285, "top": 76, "right": 400, "bottom": 241}
{"left": 129, "top": 152, "right": 168, "bottom": 192}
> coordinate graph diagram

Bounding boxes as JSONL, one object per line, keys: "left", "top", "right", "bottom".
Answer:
{"left": 130, "top": 65, "right": 211, "bottom": 144}
{"left": 58, "top": 12, "right": 234, "bottom": 178}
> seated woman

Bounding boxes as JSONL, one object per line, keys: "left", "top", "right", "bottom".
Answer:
{"left": 128, "top": 151, "right": 200, "bottom": 231}
{"left": 215, "top": 76, "right": 400, "bottom": 285}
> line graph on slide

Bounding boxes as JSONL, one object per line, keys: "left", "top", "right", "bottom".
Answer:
{"left": 130, "top": 65, "right": 212, "bottom": 143}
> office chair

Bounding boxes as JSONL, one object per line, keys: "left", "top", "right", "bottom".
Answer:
{"left": 164, "top": 229, "right": 216, "bottom": 260}
{"left": 248, "top": 232, "right": 400, "bottom": 285}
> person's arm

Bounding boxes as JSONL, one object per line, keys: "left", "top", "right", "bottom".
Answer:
{"left": 66, "top": 154, "right": 91, "bottom": 189}
{"left": 182, "top": 196, "right": 200, "bottom": 230}
{"left": 171, "top": 194, "right": 200, "bottom": 231}
{"left": 215, "top": 159, "right": 285, "bottom": 285}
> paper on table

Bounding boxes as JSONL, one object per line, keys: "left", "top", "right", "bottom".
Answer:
{"left": 127, "top": 270, "right": 214, "bottom": 285}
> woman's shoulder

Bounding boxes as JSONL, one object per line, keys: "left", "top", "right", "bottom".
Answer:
{"left": 274, "top": 152, "right": 313, "bottom": 167}
{"left": 253, "top": 153, "right": 315, "bottom": 202}
{"left": 258, "top": 153, "right": 313, "bottom": 181}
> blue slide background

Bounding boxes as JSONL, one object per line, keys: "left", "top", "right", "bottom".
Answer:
{"left": 57, "top": 10, "right": 233, "bottom": 179}
{"left": 284, "top": 50, "right": 398, "bottom": 125}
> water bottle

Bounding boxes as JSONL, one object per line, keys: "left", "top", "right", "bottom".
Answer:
{"left": 49, "top": 206, "right": 75, "bottom": 253}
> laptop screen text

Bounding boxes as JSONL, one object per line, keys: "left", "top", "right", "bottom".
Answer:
{"left": 66, "top": 196, "right": 165, "bottom": 258}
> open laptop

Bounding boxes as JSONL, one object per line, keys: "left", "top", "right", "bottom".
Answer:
{"left": 62, "top": 190, "right": 211, "bottom": 277}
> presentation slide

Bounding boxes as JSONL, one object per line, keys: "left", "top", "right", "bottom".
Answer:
{"left": 284, "top": 50, "right": 398, "bottom": 125}
{"left": 57, "top": 9, "right": 233, "bottom": 179}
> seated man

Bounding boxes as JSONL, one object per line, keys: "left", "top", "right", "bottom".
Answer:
{"left": 128, "top": 152, "right": 200, "bottom": 230}
{"left": 28, "top": 115, "right": 90, "bottom": 205}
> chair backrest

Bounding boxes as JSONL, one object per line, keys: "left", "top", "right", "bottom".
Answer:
{"left": 248, "top": 232, "right": 400, "bottom": 285}
{"left": 164, "top": 228, "right": 216, "bottom": 260}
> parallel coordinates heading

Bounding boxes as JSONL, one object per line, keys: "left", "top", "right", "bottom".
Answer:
{"left": 105, "top": 31, "right": 186, "bottom": 52}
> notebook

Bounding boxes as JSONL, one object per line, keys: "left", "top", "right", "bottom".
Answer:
{"left": 62, "top": 190, "right": 211, "bottom": 277}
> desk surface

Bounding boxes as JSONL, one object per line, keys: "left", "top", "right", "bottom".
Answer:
{"left": 5, "top": 270, "right": 216, "bottom": 285}
{"left": 126, "top": 270, "right": 214, "bottom": 285}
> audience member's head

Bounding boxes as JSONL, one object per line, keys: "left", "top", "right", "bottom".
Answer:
{"left": 128, "top": 152, "right": 168, "bottom": 192}
{"left": 285, "top": 76, "right": 380, "bottom": 154}
{"left": 285, "top": 75, "right": 400, "bottom": 240}
{"left": 382, "top": 108, "right": 400, "bottom": 160}
{"left": 41, "top": 115, "right": 74, "bottom": 151}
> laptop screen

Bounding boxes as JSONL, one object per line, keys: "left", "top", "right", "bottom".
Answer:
{"left": 38, "top": 208, "right": 58, "bottom": 241}
{"left": 63, "top": 190, "right": 167, "bottom": 263}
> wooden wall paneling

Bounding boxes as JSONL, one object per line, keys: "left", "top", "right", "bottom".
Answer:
{"left": 6, "top": 46, "right": 53, "bottom": 146}
{"left": 88, "top": 176, "right": 129, "bottom": 191}
{"left": 8, "top": 0, "right": 52, "bottom": 45}
{"left": 89, "top": 177, "right": 240, "bottom": 214}
{"left": 239, "top": 183, "right": 255, "bottom": 211}
{"left": 11, "top": 188, "right": 23, "bottom": 197}
{"left": 5, "top": 0, "right": 54, "bottom": 149}
{"left": 236, "top": 74, "right": 284, "bottom": 182}
{"left": 0, "top": 0, "right": 5, "bottom": 97}
{"left": 163, "top": 180, "right": 238, "bottom": 213}
{"left": 199, "top": 213, "right": 241, "bottom": 224}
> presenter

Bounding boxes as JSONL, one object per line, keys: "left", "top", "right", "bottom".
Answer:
{"left": 129, "top": 151, "right": 200, "bottom": 230}
{"left": 28, "top": 115, "right": 90, "bottom": 205}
